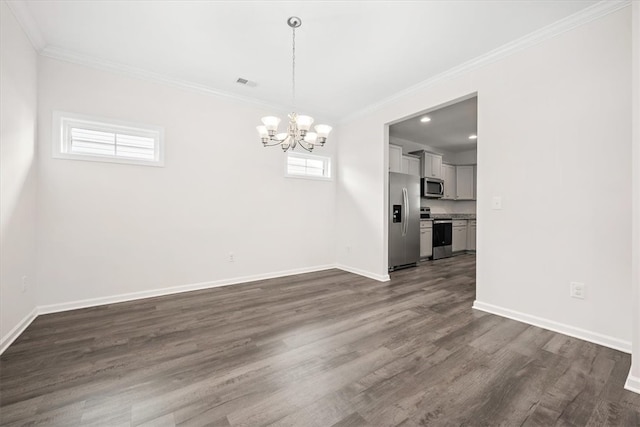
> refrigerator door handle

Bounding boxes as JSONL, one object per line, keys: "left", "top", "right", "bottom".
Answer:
{"left": 402, "top": 187, "right": 408, "bottom": 236}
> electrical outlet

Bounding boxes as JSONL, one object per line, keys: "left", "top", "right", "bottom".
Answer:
{"left": 21, "top": 276, "right": 28, "bottom": 293}
{"left": 228, "top": 252, "right": 235, "bottom": 263}
{"left": 570, "top": 282, "right": 585, "bottom": 299}
{"left": 346, "top": 246, "right": 351, "bottom": 253}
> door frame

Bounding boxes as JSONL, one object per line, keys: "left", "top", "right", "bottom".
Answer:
{"left": 383, "top": 92, "right": 478, "bottom": 273}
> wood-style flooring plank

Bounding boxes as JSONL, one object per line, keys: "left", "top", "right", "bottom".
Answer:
{"left": 1, "top": 255, "right": 639, "bottom": 426}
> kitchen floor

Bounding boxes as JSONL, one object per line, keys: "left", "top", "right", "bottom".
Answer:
{"left": 1, "top": 254, "right": 639, "bottom": 426}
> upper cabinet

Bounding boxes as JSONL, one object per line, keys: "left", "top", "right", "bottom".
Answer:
{"left": 392, "top": 146, "right": 476, "bottom": 200}
{"left": 441, "top": 163, "right": 476, "bottom": 200}
{"left": 402, "top": 155, "right": 421, "bottom": 176}
{"left": 456, "top": 165, "right": 476, "bottom": 200}
{"left": 423, "top": 152, "right": 443, "bottom": 179}
{"left": 389, "top": 144, "right": 402, "bottom": 173}
{"left": 390, "top": 144, "right": 420, "bottom": 176}
{"left": 441, "top": 164, "right": 456, "bottom": 200}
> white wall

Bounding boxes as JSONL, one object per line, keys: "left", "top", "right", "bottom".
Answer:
{"left": 628, "top": 1, "right": 640, "bottom": 393}
{"left": 0, "top": 2, "right": 39, "bottom": 349}
{"left": 36, "top": 57, "right": 337, "bottom": 308}
{"left": 337, "top": 8, "right": 632, "bottom": 348}
{"left": 335, "top": 118, "right": 388, "bottom": 280}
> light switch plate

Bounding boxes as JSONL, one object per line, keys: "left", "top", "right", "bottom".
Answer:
{"left": 492, "top": 196, "right": 502, "bottom": 210}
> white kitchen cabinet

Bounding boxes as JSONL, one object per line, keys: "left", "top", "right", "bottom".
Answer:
{"left": 441, "top": 164, "right": 456, "bottom": 200}
{"left": 452, "top": 220, "right": 468, "bottom": 252}
{"left": 389, "top": 144, "right": 402, "bottom": 172}
{"left": 409, "top": 157, "right": 421, "bottom": 176}
{"left": 422, "top": 152, "right": 443, "bottom": 179}
{"left": 402, "top": 155, "right": 420, "bottom": 176}
{"left": 467, "top": 220, "right": 476, "bottom": 251}
{"left": 456, "top": 165, "right": 475, "bottom": 200}
{"left": 420, "top": 221, "right": 433, "bottom": 258}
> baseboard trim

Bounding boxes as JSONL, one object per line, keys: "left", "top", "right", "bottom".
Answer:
{"left": 3, "top": 264, "right": 395, "bottom": 355}
{"left": 625, "top": 371, "right": 640, "bottom": 394}
{"left": 473, "top": 300, "right": 632, "bottom": 354}
{"left": 38, "top": 264, "right": 338, "bottom": 315}
{"left": 0, "top": 307, "right": 38, "bottom": 355}
{"left": 335, "top": 264, "right": 390, "bottom": 282}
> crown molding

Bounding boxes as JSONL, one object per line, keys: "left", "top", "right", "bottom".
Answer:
{"left": 39, "top": 45, "right": 340, "bottom": 122}
{"left": 6, "top": 0, "right": 628, "bottom": 125}
{"left": 341, "top": 0, "right": 632, "bottom": 124}
{"left": 40, "top": 46, "right": 290, "bottom": 114}
{"left": 4, "top": 0, "right": 46, "bottom": 51}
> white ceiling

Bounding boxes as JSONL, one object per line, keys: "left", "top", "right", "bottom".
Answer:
{"left": 16, "top": 1, "right": 598, "bottom": 120}
{"left": 390, "top": 97, "right": 478, "bottom": 153}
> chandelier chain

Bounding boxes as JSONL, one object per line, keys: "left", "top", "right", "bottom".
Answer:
{"left": 292, "top": 27, "right": 296, "bottom": 108}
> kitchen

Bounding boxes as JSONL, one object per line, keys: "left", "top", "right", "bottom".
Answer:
{"left": 388, "top": 96, "right": 477, "bottom": 271}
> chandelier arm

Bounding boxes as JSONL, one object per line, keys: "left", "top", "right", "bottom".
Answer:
{"left": 297, "top": 141, "right": 315, "bottom": 152}
{"left": 263, "top": 141, "right": 286, "bottom": 147}
{"left": 263, "top": 135, "right": 290, "bottom": 147}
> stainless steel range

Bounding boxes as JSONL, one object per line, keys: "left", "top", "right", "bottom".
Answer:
{"left": 432, "top": 218, "right": 453, "bottom": 260}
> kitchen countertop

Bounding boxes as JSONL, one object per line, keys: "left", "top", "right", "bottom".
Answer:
{"left": 423, "top": 214, "right": 476, "bottom": 220}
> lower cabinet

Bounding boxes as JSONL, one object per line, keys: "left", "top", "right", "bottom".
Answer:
{"left": 422, "top": 219, "right": 475, "bottom": 257}
{"left": 420, "top": 221, "right": 433, "bottom": 258}
{"left": 452, "top": 220, "right": 468, "bottom": 252}
{"left": 467, "top": 220, "right": 476, "bottom": 251}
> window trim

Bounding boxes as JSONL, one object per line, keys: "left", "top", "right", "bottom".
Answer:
{"left": 52, "top": 111, "right": 165, "bottom": 167}
{"left": 284, "top": 151, "right": 332, "bottom": 181}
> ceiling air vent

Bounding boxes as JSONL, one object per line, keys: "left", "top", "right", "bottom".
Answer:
{"left": 236, "top": 77, "right": 257, "bottom": 87}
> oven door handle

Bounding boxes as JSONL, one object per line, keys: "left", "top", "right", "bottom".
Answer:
{"left": 402, "top": 187, "right": 408, "bottom": 237}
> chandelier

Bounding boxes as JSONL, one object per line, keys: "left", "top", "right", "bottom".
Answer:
{"left": 256, "top": 17, "right": 332, "bottom": 152}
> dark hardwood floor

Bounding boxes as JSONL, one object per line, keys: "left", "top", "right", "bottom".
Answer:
{"left": 1, "top": 254, "right": 639, "bottom": 426}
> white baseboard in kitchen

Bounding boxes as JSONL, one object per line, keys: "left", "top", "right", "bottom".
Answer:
{"left": 473, "top": 300, "right": 632, "bottom": 354}
{"left": 0, "top": 307, "right": 38, "bottom": 355}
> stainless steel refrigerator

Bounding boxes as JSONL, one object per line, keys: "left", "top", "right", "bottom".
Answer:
{"left": 388, "top": 172, "right": 420, "bottom": 271}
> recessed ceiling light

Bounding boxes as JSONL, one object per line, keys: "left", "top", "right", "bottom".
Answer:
{"left": 469, "top": 134, "right": 478, "bottom": 140}
{"left": 420, "top": 116, "right": 431, "bottom": 123}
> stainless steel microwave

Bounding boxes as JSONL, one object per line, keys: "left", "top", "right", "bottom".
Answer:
{"left": 421, "top": 177, "right": 444, "bottom": 198}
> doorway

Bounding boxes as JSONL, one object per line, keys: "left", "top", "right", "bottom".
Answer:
{"left": 385, "top": 93, "right": 478, "bottom": 293}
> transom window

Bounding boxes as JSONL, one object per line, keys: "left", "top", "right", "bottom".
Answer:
{"left": 286, "top": 152, "right": 331, "bottom": 180}
{"left": 53, "top": 111, "right": 164, "bottom": 167}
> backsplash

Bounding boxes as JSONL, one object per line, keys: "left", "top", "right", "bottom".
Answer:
{"left": 421, "top": 199, "right": 476, "bottom": 214}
